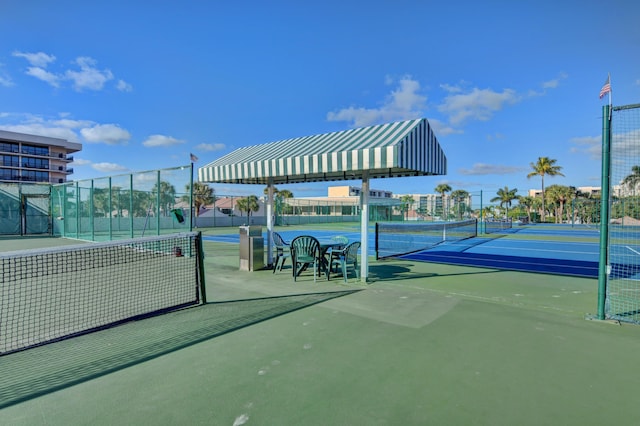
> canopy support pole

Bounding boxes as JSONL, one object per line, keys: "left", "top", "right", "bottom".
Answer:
{"left": 360, "top": 172, "right": 369, "bottom": 282}
{"left": 266, "top": 179, "right": 274, "bottom": 268}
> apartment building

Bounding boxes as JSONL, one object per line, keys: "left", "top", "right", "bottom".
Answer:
{"left": 0, "top": 130, "right": 81, "bottom": 184}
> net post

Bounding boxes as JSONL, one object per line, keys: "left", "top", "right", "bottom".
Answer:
{"left": 196, "top": 231, "right": 207, "bottom": 304}
{"left": 479, "top": 190, "right": 484, "bottom": 234}
{"left": 597, "top": 104, "right": 612, "bottom": 320}
{"left": 129, "top": 174, "right": 134, "bottom": 238}
{"left": 375, "top": 222, "right": 379, "bottom": 260}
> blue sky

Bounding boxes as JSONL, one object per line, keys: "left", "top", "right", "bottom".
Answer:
{"left": 1, "top": 0, "right": 639, "bottom": 198}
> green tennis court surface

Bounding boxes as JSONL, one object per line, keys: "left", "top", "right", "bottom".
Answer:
{"left": 1, "top": 231, "right": 640, "bottom": 425}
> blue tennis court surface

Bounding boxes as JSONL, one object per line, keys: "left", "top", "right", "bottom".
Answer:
{"left": 202, "top": 225, "right": 640, "bottom": 279}
{"left": 401, "top": 236, "right": 600, "bottom": 278}
{"left": 203, "top": 230, "right": 367, "bottom": 246}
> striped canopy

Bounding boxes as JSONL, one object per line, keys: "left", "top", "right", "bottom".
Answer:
{"left": 198, "top": 118, "right": 446, "bottom": 184}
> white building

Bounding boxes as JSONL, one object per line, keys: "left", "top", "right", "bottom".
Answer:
{"left": 0, "top": 130, "right": 81, "bottom": 184}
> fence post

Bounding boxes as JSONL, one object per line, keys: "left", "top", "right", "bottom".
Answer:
{"left": 597, "top": 104, "right": 612, "bottom": 320}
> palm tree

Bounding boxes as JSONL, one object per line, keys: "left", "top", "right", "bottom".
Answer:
{"left": 545, "top": 184, "right": 574, "bottom": 223}
{"left": 450, "top": 189, "right": 469, "bottom": 220}
{"left": 236, "top": 195, "right": 260, "bottom": 217}
{"left": 622, "top": 165, "right": 640, "bottom": 195}
{"left": 434, "top": 183, "right": 452, "bottom": 219}
{"left": 490, "top": 186, "right": 518, "bottom": 218}
{"left": 152, "top": 180, "right": 177, "bottom": 216}
{"left": 184, "top": 182, "right": 215, "bottom": 217}
{"left": 527, "top": 157, "right": 564, "bottom": 222}
{"left": 517, "top": 195, "right": 535, "bottom": 223}
{"left": 399, "top": 195, "right": 415, "bottom": 220}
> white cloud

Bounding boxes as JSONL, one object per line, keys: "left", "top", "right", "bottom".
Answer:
{"left": 570, "top": 135, "right": 600, "bottom": 160}
{"left": 116, "top": 79, "right": 133, "bottom": 92}
{"left": 438, "top": 87, "right": 520, "bottom": 126}
{"left": 0, "top": 74, "right": 12, "bottom": 87}
{"left": 81, "top": 124, "right": 131, "bottom": 145}
{"left": 92, "top": 162, "right": 129, "bottom": 173}
{"left": 65, "top": 57, "right": 114, "bottom": 91}
{"left": 459, "top": 163, "right": 524, "bottom": 175}
{"left": 0, "top": 63, "right": 13, "bottom": 87}
{"left": 486, "top": 133, "right": 505, "bottom": 141}
{"left": 0, "top": 114, "right": 128, "bottom": 145}
{"left": 12, "top": 51, "right": 56, "bottom": 68}
{"left": 541, "top": 72, "right": 568, "bottom": 89}
{"left": 195, "top": 142, "right": 226, "bottom": 151}
{"left": 425, "top": 118, "right": 462, "bottom": 136}
{"left": 71, "top": 158, "right": 92, "bottom": 165}
{"left": 327, "top": 75, "right": 426, "bottom": 127}
{"left": 0, "top": 123, "right": 79, "bottom": 142}
{"left": 143, "top": 134, "right": 186, "bottom": 147}
{"left": 25, "top": 67, "right": 61, "bottom": 87}
{"left": 51, "top": 118, "right": 93, "bottom": 129}
{"left": 13, "top": 52, "right": 130, "bottom": 93}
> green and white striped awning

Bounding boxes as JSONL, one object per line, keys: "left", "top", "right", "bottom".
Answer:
{"left": 198, "top": 118, "right": 446, "bottom": 184}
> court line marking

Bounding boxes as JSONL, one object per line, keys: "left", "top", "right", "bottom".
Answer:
{"left": 625, "top": 246, "right": 640, "bottom": 256}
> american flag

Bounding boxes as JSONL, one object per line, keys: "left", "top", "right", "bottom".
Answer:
{"left": 190, "top": 153, "right": 199, "bottom": 162}
{"left": 599, "top": 74, "right": 611, "bottom": 99}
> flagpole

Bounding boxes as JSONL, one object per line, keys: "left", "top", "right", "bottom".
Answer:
{"left": 190, "top": 160, "right": 194, "bottom": 232}
{"left": 608, "top": 73, "right": 612, "bottom": 119}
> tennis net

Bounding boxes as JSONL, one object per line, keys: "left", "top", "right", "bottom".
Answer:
{"left": 375, "top": 219, "right": 477, "bottom": 259}
{"left": 484, "top": 218, "right": 513, "bottom": 234}
{"left": 0, "top": 232, "right": 205, "bottom": 356}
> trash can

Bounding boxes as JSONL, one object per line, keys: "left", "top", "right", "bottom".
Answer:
{"left": 239, "top": 225, "right": 264, "bottom": 271}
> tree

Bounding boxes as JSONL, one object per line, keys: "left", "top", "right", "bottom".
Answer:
{"left": 434, "top": 183, "right": 452, "bottom": 218}
{"left": 185, "top": 182, "right": 215, "bottom": 217}
{"left": 450, "top": 189, "right": 469, "bottom": 220}
{"left": 236, "top": 195, "right": 260, "bottom": 217}
{"left": 490, "top": 187, "right": 518, "bottom": 218}
{"left": 517, "top": 195, "right": 536, "bottom": 223}
{"left": 527, "top": 157, "right": 564, "bottom": 222}
{"left": 152, "top": 180, "right": 177, "bottom": 216}
{"left": 622, "top": 165, "right": 640, "bottom": 195}
{"left": 545, "top": 184, "right": 574, "bottom": 223}
{"left": 399, "top": 195, "right": 415, "bottom": 220}
{"left": 263, "top": 186, "right": 294, "bottom": 200}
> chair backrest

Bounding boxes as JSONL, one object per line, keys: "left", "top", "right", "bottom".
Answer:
{"left": 273, "top": 232, "right": 288, "bottom": 248}
{"left": 331, "top": 235, "right": 349, "bottom": 245}
{"left": 344, "top": 241, "right": 361, "bottom": 263}
{"left": 291, "top": 235, "right": 320, "bottom": 259}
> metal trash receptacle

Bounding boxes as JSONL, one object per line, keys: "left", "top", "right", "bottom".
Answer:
{"left": 239, "top": 226, "right": 264, "bottom": 271}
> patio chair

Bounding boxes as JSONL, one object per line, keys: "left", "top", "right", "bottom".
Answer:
{"left": 329, "top": 241, "right": 361, "bottom": 282}
{"left": 290, "top": 235, "right": 322, "bottom": 282}
{"left": 272, "top": 232, "right": 290, "bottom": 273}
{"left": 331, "top": 235, "right": 349, "bottom": 246}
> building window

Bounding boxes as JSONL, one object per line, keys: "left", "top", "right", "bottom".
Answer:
{"left": 22, "top": 144, "right": 49, "bottom": 156}
{"left": 22, "top": 170, "right": 49, "bottom": 182}
{"left": 2, "top": 155, "right": 19, "bottom": 167}
{"left": 0, "top": 168, "right": 20, "bottom": 180}
{"left": 0, "top": 142, "right": 19, "bottom": 153}
{"left": 22, "top": 157, "right": 49, "bottom": 169}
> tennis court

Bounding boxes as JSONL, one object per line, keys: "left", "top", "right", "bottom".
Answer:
{"left": 401, "top": 229, "right": 601, "bottom": 278}
{"left": 205, "top": 223, "right": 605, "bottom": 278}
{"left": 1, "top": 227, "right": 640, "bottom": 425}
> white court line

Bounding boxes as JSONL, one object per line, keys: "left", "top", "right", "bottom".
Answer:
{"left": 625, "top": 246, "right": 640, "bottom": 256}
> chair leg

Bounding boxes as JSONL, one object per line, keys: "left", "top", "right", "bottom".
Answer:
{"left": 341, "top": 260, "right": 347, "bottom": 283}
